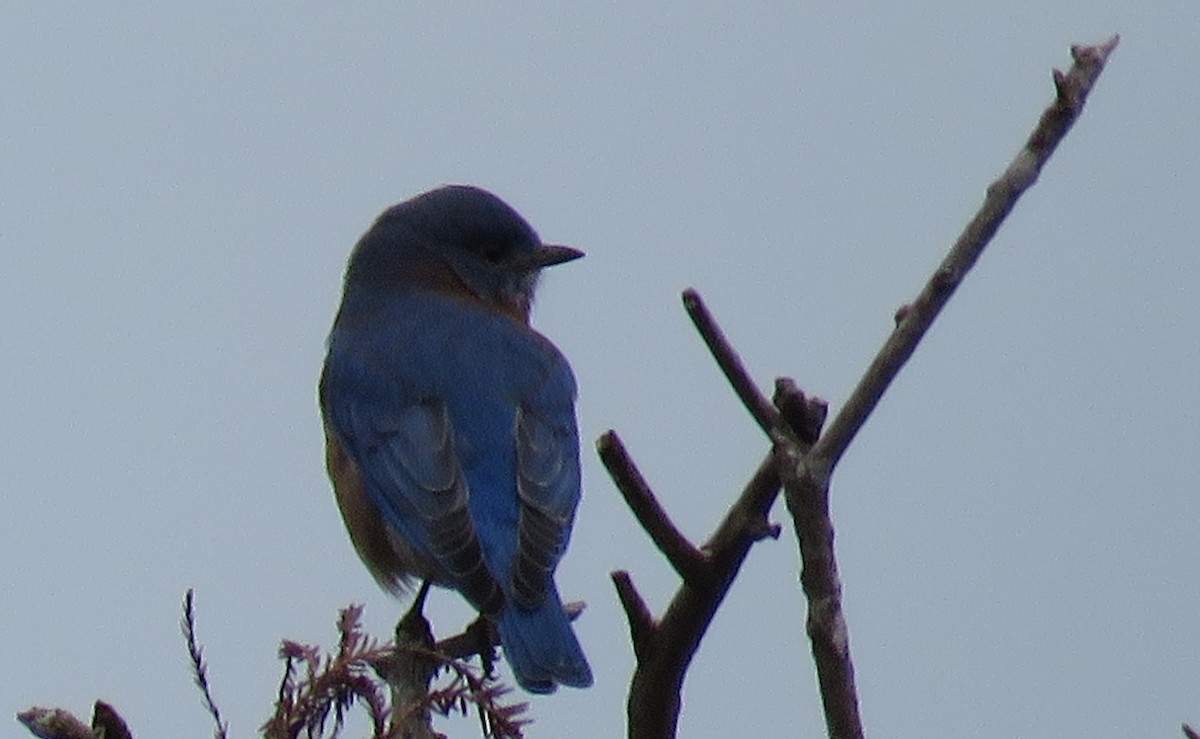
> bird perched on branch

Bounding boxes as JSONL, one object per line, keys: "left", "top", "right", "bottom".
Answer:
{"left": 319, "top": 185, "right": 592, "bottom": 693}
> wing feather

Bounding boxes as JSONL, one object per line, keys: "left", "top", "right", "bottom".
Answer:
{"left": 510, "top": 372, "right": 582, "bottom": 609}
{"left": 323, "top": 352, "right": 504, "bottom": 615}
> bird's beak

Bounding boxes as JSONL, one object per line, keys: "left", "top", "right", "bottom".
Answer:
{"left": 531, "top": 243, "right": 585, "bottom": 268}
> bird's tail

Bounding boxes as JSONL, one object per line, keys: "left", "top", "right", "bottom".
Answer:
{"left": 495, "top": 586, "right": 592, "bottom": 694}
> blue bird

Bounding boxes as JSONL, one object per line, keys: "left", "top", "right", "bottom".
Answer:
{"left": 319, "top": 185, "right": 592, "bottom": 693}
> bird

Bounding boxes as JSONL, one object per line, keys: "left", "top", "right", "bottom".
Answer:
{"left": 319, "top": 184, "right": 592, "bottom": 693}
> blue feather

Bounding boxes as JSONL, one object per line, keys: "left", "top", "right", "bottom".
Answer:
{"left": 320, "top": 186, "right": 591, "bottom": 692}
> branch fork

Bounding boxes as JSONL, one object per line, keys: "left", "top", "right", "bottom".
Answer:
{"left": 603, "top": 35, "right": 1119, "bottom": 739}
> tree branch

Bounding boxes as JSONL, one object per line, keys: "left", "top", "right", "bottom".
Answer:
{"left": 771, "top": 35, "right": 1119, "bottom": 739}
{"left": 608, "top": 34, "right": 1119, "bottom": 739}
{"left": 607, "top": 283, "right": 832, "bottom": 738}
{"left": 16, "top": 701, "right": 133, "bottom": 739}
{"left": 612, "top": 570, "right": 657, "bottom": 661}
{"left": 682, "top": 288, "right": 782, "bottom": 435}
{"left": 598, "top": 431, "right": 708, "bottom": 583}
{"left": 775, "top": 438, "right": 863, "bottom": 739}
{"left": 809, "top": 34, "right": 1120, "bottom": 477}
{"left": 607, "top": 446, "right": 790, "bottom": 738}
{"left": 382, "top": 582, "right": 442, "bottom": 739}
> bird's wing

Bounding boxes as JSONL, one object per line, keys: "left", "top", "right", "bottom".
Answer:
{"left": 321, "top": 339, "right": 504, "bottom": 615}
{"left": 510, "top": 347, "right": 583, "bottom": 610}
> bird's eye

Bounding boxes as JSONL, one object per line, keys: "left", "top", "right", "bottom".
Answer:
{"left": 480, "top": 243, "right": 508, "bottom": 264}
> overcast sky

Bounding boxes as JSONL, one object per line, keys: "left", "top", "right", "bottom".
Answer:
{"left": 3, "top": 2, "right": 1198, "bottom": 738}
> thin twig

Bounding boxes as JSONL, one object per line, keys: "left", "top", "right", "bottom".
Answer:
{"left": 682, "top": 288, "right": 782, "bottom": 436}
{"left": 598, "top": 431, "right": 708, "bottom": 583}
{"left": 611, "top": 570, "right": 657, "bottom": 660}
{"left": 182, "top": 589, "right": 231, "bottom": 739}
{"left": 809, "top": 34, "right": 1120, "bottom": 477}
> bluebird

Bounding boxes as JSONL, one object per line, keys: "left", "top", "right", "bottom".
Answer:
{"left": 319, "top": 185, "right": 592, "bottom": 693}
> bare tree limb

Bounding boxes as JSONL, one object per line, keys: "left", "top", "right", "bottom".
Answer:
{"left": 606, "top": 285, "right": 831, "bottom": 739}
{"left": 682, "top": 288, "right": 782, "bottom": 435}
{"left": 607, "top": 448, "right": 791, "bottom": 738}
{"left": 16, "top": 708, "right": 93, "bottom": 739}
{"left": 608, "top": 35, "right": 1120, "bottom": 739}
{"left": 775, "top": 440, "right": 863, "bottom": 739}
{"left": 612, "top": 570, "right": 657, "bottom": 660}
{"left": 16, "top": 701, "right": 134, "bottom": 739}
{"left": 773, "top": 378, "right": 827, "bottom": 446}
{"left": 809, "top": 34, "right": 1120, "bottom": 479}
{"left": 770, "top": 35, "right": 1120, "bottom": 739}
{"left": 598, "top": 431, "right": 708, "bottom": 583}
{"left": 91, "top": 702, "right": 134, "bottom": 739}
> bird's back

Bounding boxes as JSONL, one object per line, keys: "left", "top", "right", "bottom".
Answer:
{"left": 323, "top": 285, "right": 579, "bottom": 587}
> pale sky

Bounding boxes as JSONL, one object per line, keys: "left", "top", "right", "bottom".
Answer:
{"left": 3, "top": 2, "right": 1198, "bottom": 738}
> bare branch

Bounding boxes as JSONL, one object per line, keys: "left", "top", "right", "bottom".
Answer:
{"left": 598, "top": 431, "right": 708, "bottom": 583}
{"left": 775, "top": 438, "right": 863, "bottom": 739}
{"left": 610, "top": 35, "right": 1120, "bottom": 739}
{"left": 612, "top": 570, "right": 657, "bottom": 660}
{"left": 16, "top": 708, "right": 93, "bottom": 739}
{"left": 772, "top": 378, "right": 827, "bottom": 446}
{"left": 90, "top": 702, "right": 133, "bottom": 739}
{"left": 810, "top": 34, "right": 1120, "bottom": 476}
{"left": 16, "top": 701, "right": 134, "bottom": 739}
{"left": 610, "top": 454, "right": 785, "bottom": 738}
{"left": 770, "top": 36, "right": 1119, "bottom": 739}
{"left": 605, "top": 289, "right": 828, "bottom": 738}
{"left": 1183, "top": 723, "right": 1200, "bottom": 739}
{"left": 682, "top": 288, "right": 782, "bottom": 436}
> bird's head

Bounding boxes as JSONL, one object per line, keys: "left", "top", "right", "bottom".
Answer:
{"left": 347, "top": 185, "right": 583, "bottom": 321}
